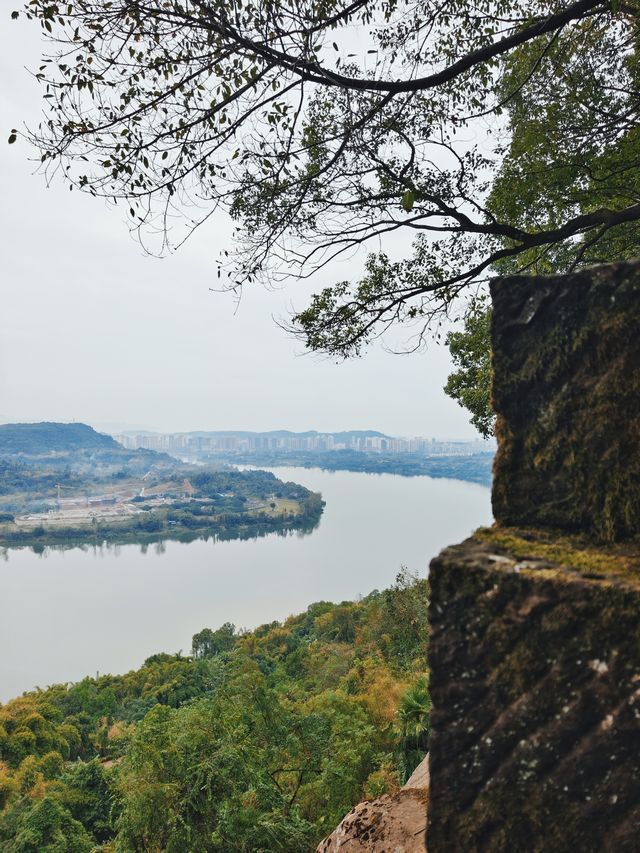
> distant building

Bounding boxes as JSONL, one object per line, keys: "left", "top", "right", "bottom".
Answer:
{"left": 112, "top": 430, "right": 494, "bottom": 458}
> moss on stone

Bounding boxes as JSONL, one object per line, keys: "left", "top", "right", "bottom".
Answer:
{"left": 475, "top": 525, "right": 640, "bottom": 588}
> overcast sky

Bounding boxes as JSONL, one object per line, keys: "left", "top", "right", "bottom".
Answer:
{"left": 0, "top": 16, "right": 482, "bottom": 440}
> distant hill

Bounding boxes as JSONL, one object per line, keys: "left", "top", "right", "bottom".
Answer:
{"left": 123, "top": 429, "right": 390, "bottom": 439}
{"left": 0, "top": 422, "right": 120, "bottom": 455}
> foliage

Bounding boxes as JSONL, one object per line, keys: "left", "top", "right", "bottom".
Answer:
{"left": 13, "top": 1, "right": 637, "bottom": 354}
{"left": 0, "top": 423, "right": 118, "bottom": 455}
{"left": 444, "top": 302, "right": 495, "bottom": 438}
{"left": 444, "top": 16, "right": 640, "bottom": 434}
{"left": 397, "top": 677, "right": 431, "bottom": 783}
{"left": 488, "top": 17, "right": 640, "bottom": 274}
{"left": 192, "top": 623, "right": 237, "bottom": 659}
{"left": 2, "top": 796, "right": 93, "bottom": 853}
{"left": 0, "top": 572, "right": 429, "bottom": 851}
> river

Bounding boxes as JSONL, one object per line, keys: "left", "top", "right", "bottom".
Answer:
{"left": 0, "top": 467, "right": 492, "bottom": 701}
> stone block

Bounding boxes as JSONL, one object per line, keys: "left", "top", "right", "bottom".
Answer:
{"left": 427, "top": 531, "right": 640, "bottom": 852}
{"left": 491, "top": 261, "right": 640, "bottom": 542}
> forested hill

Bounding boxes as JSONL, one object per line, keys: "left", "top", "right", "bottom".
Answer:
{"left": 0, "top": 422, "right": 118, "bottom": 455}
{"left": 0, "top": 572, "right": 429, "bottom": 852}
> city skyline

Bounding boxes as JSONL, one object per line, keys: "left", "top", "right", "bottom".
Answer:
{"left": 114, "top": 428, "right": 493, "bottom": 457}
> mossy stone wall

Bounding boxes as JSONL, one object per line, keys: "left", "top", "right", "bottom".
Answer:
{"left": 427, "top": 262, "right": 640, "bottom": 850}
{"left": 491, "top": 261, "right": 640, "bottom": 542}
{"left": 427, "top": 535, "right": 640, "bottom": 852}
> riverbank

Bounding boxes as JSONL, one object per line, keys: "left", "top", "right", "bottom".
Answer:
{"left": 199, "top": 450, "right": 494, "bottom": 487}
{"left": 0, "top": 493, "right": 324, "bottom": 550}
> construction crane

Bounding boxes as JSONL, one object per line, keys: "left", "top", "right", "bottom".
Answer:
{"left": 53, "top": 482, "right": 84, "bottom": 511}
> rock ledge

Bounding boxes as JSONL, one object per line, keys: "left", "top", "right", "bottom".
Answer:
{"left": 317, "top": 756, "right": 429, "bottom": 852}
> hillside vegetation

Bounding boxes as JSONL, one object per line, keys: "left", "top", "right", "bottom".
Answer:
{"left": 0, "top": 572, "right": 428, "bottom": 852}
{"left": 0, "top": 423, "right": 119, "bottom": 455}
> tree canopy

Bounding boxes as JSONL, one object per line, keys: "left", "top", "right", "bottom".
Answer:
{"left": 444, "top": 300, "right": 494, "bottom": 438}
{"left": 0, "top": 572, "right": 429, "bottom": 851}
{"left": 13, "top": 0, "right": 639, "bottom": 354}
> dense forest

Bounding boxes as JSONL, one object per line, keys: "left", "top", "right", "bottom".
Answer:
{"left": 0, "top": 572, "right": 429, "bottom": 852}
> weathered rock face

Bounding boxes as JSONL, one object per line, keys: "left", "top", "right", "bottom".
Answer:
{"left": 404, "top": 754, "right": 430, "bottom": 791}
{"left": 427, "top": 262, "right": 640, "bottom": 849}
{"left": 427, "top": 531, "right": 640, "bottom": 853}
{"left": 317, "top": 756, "right": 429, "bottom": 852}
{"left": 491, "top": 261, "right": 640, "bottom": 542}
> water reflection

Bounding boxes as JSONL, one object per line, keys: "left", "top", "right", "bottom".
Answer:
{"left": 1, "top": 468, "right": 492, "bottom": 700}
{"left": 3, "top": 514, "right": 322, "bottom": 560}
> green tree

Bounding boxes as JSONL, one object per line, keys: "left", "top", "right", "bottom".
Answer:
{"left": 0, "top": 575, "right": 430, "bottom": 850}
{"left": 57, "top": 759, "right": 116, "bottom": 843}
{"left": 377, "top": 569, "right": 429, "bottom": 667}
{"left": 13, "top": 1, "right": 637, "bottom": 354}
{"left": 314, "top": 604, "right": 359, "bottom": 643}
{"left": 488, "top": 17, "right": 640, "bottom": 273}
{"left": 3, "top": 797, "right": 93, "bottom": 853}
{"left": 444, "top": 12, "right": 640, "bottom": 432}
{"left": 444, "top": 302, "right": 494, "bottom": 438}
{"left": 396, "top": 677, "right": 431, "bottom": 783}
{"left": 114, "top": 674, "right": 322, "bottom": 851}
{"left": 191, "top": 622, "right": 237, "bottom": 659}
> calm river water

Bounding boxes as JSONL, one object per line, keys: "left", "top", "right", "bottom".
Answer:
{"left": 0, "top": 467, "right": 492, "bottom": 701}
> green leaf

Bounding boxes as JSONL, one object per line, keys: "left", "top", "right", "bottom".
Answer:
{"left": 401, "top": 190, "right": 415, "bottom": 212}
{"left": 8, "top": 133, "right": 16, "bottom": 144}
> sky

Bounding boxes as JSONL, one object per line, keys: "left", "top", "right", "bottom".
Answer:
{"left": 0, "top": 15, "right": 482, "bottom": 441}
